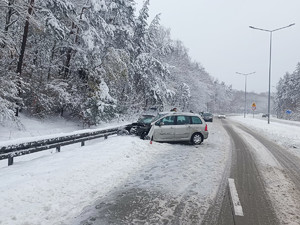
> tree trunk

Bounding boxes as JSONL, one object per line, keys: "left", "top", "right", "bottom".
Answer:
{"left": 5, "top": 0, "right": 15, "bottom": 32}
{"left": 16, "top": 0, "right": 34, "bottom": 76}
{"left": 47, "top": 41, "right": 57, "bottom": 81}
{"left": 1, "top": 0, "right": 14, "bottom": 49}
{"left": 15, "top": 0, "right": 34, "bottom": 116}
{"left": 63, "top": 7, "right": 86, "bottom": 78}
{"left": 64, "top": 47, "right": 73, "bottom": 79}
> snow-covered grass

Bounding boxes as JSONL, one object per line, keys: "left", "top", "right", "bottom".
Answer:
{"left": 0, "top": 114, "right": 81, "bottom": 142}
{"left": 0, "top": 114, "right": 131, "bottom": 147}
{"left": 0, "top": 116, "right": 231, "bottom": 225}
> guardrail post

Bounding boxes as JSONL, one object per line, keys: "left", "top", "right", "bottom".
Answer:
{"left": 56, "top": 146, "right": 61, "bottom": 152}
{"left": 8, "top": 156, "right": 14, "bottom": 166}
{"left": 81, "top": 141, "right": 85, "bottom": 147}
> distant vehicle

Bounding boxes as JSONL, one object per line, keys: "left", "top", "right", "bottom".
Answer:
{"left": 202, "top": 112, "right": 213, "bottom": 122}
{"left": 262, "top": 114, "right": 269, "bottom": 118}
{"left": 218, "top": 114, "right": 226, "bottom": 119}
{"left": 146, "top": 112, "right": 209, "bottom": 145}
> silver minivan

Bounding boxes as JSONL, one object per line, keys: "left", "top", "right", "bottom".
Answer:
{"left": 147, "top": 112, "right": 208, "bottom": 145}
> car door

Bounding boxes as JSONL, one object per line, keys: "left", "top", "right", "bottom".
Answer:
{"left": 174, "top": 115, "right": 191, "bottom": 140}
{"left": 153, "top": 116, "right": 176, "bottom": 141}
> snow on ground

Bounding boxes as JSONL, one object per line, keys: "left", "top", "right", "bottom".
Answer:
{"left": 0, "top": 114, "right": 81, "bottom": 142}
{"left": 0, "top": 116, "right": 231, "bottom": 225}
{"left": 233, "top": 126, "right": 300, "bottom": 225}
{"left": 230, "top": 115, "right": 300, "bottom": 158}
{"left": 0, "top": 114, "right": 131, "bottom": 146}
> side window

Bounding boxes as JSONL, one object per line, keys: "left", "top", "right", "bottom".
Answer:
{"left": 161, "top": 116, "right": 176, "bottom": 125}
{"left": 191, "top": 116, "right": 202, "bottom": 124}
{"left": 176, "top": 115, "right": 191, "bottom": 125}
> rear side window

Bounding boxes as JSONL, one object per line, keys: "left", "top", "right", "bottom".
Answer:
{"left": 176, "top": 115, "right": 191, "bottom": 125}
{"left": 191, "top": 116, "right": 202, "bottom": 124}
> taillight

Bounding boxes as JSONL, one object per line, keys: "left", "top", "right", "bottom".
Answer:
{"left": 205, "top": 124, "right": 208, "bottom": 131}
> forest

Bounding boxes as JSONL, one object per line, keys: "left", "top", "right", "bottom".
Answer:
{"left": 0, "top": 0, "right": 298, "bottom": 126}
{"left": 275, "top": 63, "right": 300, "bottom": 120}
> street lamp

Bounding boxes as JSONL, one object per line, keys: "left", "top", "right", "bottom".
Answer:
{"left": 236, "top": 72, "right": 255, "bottom": 118}
{"left": 249, "top": 23, "right": 295, "bottom": 124}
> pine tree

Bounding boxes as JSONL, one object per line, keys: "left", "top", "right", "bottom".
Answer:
{"left": 133, "top": 0, "right": 150, "bottom": 57}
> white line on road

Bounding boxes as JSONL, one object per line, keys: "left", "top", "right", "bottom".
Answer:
{"left": 228, "top": 178, "right": 244, "bottom": 217}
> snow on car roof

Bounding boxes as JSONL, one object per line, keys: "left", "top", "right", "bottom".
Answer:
{"left": 162, "top": 112, "right": 201, "bottom": 116}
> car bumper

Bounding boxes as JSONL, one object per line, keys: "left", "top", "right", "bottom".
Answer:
{"left": 202, "top": 131, "right": 209, "bottom": 139}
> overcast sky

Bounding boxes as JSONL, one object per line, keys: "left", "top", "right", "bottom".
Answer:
{"left": 135, "top": 0, "right": 300, "bottom": 93}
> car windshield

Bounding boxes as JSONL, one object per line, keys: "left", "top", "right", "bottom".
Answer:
{"left": 151, "top": 112, "right": 169, "bottom": 123}
{"left": 137, "top": 115, "right": 155, "bottom": 124}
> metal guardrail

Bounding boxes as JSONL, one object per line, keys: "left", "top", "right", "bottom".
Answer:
{"left": 0, "top": 126, "right": 125, "bottom": 166}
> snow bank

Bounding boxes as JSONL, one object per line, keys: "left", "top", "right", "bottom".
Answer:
{"left": 230, "top": 115, "right": 300, "bottom": 158}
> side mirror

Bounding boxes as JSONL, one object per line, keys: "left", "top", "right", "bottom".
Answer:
{"left": 159, "top": 122, "right": 164, "bottom": 126}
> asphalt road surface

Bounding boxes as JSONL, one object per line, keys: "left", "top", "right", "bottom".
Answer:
{"left": 203, "top": 119, "right": 300, "bottom": 225}
{"left": 202, "top": 119, "right": 279, "bottom": 225}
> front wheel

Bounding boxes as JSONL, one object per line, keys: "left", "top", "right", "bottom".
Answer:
{"left": 129, "top": 127, "right": 137, "bottom": 134}
{"left": 117, "top": 129, "right": 129, "bottom": 136}
{"left": 140, "top": 131, "right": 148, "bottom": 140}
{"left": 191, "top": 133, "right": 203, "bottom": 145}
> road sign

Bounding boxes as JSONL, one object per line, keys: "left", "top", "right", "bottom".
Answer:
{"left": 286, "top": 110, "right": 292, "bottom": 115}
{"left": 251, "top": 102, "right": 256, "bottom": 111}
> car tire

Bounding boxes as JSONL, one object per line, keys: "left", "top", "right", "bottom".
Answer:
{"left": 191, "top": 133, "right": 203, "bottom": 145}
{"left": 117, "top": 129, "right": 129, "bottom": 136}
{"left": 140, "top": 131, "right": 148, "bottom": 140}
{"left": 129, "top": 127, "right": 137, "bottom": 135}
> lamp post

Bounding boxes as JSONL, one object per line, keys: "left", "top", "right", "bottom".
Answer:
{"left": 249, "top": 23, "right": 295, "bottom": 124}
{"left": 236, "top": 72, "right": 255, "bottom": 118}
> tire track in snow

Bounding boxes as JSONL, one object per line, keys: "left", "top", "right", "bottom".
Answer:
{"left": 233, "top": 124, "right": 300, "bottom": 225}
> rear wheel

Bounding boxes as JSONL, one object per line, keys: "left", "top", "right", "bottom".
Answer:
{"left": 191, "top": 133, "right": 203, "bottom": 145}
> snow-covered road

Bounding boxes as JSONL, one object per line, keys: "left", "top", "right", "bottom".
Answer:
{"left": 226, "top": 116, "right": 300, "bottom": 225}
{"left": 0, "top": 119, "right": 231, "bottom": 225}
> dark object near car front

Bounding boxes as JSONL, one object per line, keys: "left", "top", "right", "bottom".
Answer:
{"left": 137, "top": 112, "right": 169, "bottom": 139}
{"left": 136, "top": 123, "right": 152, "bottom": 139}
{"left": 125, "top": 115, "right": 154, "bottom": 137}
{"left": 202, "top": 113, "right": 213, "bottom": 122}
